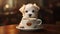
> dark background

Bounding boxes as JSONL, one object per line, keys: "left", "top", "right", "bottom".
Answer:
{"left": 0, "top": 0, "right": 60, "bottom": 25}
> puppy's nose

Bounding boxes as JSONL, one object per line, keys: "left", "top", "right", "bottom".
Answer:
{"left": 29, "top": 14, "right": 32, "bottom": 17}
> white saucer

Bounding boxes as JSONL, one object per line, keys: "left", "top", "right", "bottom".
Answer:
{"left": 16, "top": 26, "right": 43, "bottom": 31}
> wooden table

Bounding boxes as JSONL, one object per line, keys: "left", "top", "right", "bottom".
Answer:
{"left": 0, "top": 24, "right": 60, "bottom": 34}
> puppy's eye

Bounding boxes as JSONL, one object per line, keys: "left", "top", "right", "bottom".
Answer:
{"left": 32, "top": 10, "right": 35, "bottom": 13}
{"left": 26, "top": 11, "right": 28, "bottom": 13}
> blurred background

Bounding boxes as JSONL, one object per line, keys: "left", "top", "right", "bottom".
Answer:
{"left": 0, "top": 0, "right": 60, "bottom": 26}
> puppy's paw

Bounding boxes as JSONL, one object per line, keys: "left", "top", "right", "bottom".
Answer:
{"left": 19, "top": 25, "right": 24, "bottom": 28}
{"left": 16, "top": 25, "right": 24, "bottom": 29}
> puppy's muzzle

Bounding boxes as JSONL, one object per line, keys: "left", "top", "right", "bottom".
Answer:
{"left": 29, "top": 14, "right": 32, "bottom": 17}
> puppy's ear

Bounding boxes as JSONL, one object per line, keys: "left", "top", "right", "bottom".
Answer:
{"left": 33, "top": 3, "right": 40, "bottom": 11}
{"left": 19, "top": 5, "right": 26, "bottom": 13}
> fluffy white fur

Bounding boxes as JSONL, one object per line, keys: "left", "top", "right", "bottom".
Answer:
{"left": 17, "top": 3, "right": 40, "bottom": 28}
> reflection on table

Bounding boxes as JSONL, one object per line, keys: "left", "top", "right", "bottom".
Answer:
{"left": 0, "top": 24, "right": 60, "bottom": 34}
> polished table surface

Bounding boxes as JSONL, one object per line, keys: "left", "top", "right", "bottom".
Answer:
{"left": 0, "top": 24, "right": 60, "bottom": 34}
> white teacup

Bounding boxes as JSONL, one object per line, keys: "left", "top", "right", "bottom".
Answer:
{"left": 22, "top": 18, "right": 42, "bottom": 29}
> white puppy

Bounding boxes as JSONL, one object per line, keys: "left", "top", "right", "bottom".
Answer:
{"left": 17, "top": 3, "right": 40, "bottom": 28}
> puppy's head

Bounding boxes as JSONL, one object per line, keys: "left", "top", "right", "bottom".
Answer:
{"left": 19, "top": 3, "right": 40, "bottom": 18}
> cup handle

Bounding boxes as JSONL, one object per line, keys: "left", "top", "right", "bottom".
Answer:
{"left": 36, "top": 19, "right": 42, "bottom": 26}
